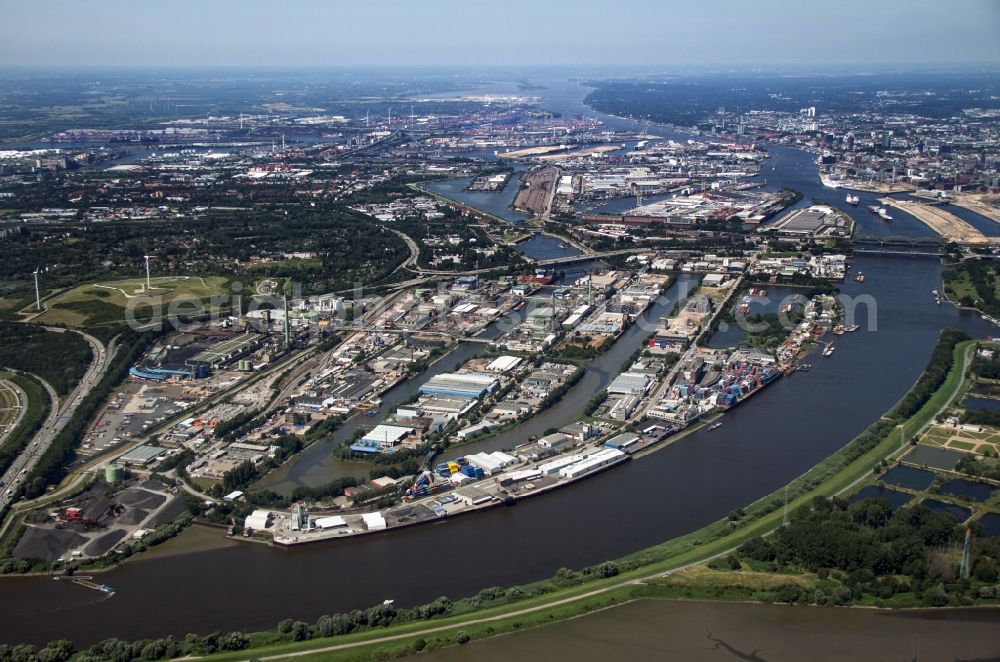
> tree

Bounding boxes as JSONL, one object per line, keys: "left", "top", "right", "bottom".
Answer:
{"left": 317, "top": 614, "right": 353, "bottom": 637}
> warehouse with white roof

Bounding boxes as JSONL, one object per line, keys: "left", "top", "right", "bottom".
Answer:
{"left": 420, "top": 372, "right": 499, "bottom": 398}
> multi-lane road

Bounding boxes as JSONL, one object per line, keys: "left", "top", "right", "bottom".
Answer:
{"left": 0, "top": 329, "right": 113, "bottom": 510}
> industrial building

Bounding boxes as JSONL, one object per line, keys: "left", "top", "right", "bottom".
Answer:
{"left": 486, "top": 355, "right": 523, "bottom": 373}
{"left": 419, "top": 372, "right": 499, "bottom": 399}
{"left": 763, "top": 205, "right": 849, "bottom": 238}
{"left": 360, "top": 424, "right": 414, "bottom": 450}
{"left": 116, "top": 444, "right": 167, "bottom": 466}
{"left": 608, "top": 372, "right": 652, "bottom": 396}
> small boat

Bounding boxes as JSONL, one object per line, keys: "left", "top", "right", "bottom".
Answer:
{"left": 845, "top": 324, "right": 860, "bottom": 332}
{"left": 707, "top": 421, "right": 722, "bottom": 430}
{"left": 846, "top": 194, "right": 860, "bottom": 206}
{"left": 854, "top": 272, "right": 865, "bottom": 282}
{"left": 867, "top": 205, "right": 880, "bottom": 213}
{"left": 832, "top": 325, "right": 845, "bottom": 335}
{"left": 797, "top": 363, "right": 812, "bottom": 372}
{"left": 823, "top": 345, "right": 835, "bottom": 357}
{"left": 878, "top": 208, "right": 893, "bottom": 221}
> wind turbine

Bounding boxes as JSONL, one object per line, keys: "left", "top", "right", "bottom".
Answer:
{"left": 143, "top": 255, "right": 153, "bottom": 290}
{"left": 33, "top": 268, "right": 41, "bottom": 311}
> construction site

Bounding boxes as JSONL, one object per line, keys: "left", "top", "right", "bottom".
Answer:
{"left": 880, "top": 198, "right": 992, "bottom": 245}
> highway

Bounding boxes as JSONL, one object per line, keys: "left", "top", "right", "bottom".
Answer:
{"left": 0, "top": 329, "right": 113, "bottom": 510}
{"left": 387, "top": 228, "right": 421, "bottom": 273}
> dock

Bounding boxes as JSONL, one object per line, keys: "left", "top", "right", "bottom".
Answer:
{"left": 879, "top": 198, "right": 990, "bottom": 245}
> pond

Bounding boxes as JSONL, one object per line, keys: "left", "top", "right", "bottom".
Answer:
{"left": 938, "top": 478, "right": 995, "bottom": 502}
{"left": 879, "top": 465, "right": 937, "bottom": 491}
{"left": 849, "top": 486, "right": 913, "bottom": 511}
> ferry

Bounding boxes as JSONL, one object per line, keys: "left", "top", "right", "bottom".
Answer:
{"left": 846, "top": 194, "right": 860, "bottom": 206}
{"left": 878, "top": 208, "right": 893, "bottom": 222}
{"left": 823, "top": 345, "right": 835, "bottom": 357}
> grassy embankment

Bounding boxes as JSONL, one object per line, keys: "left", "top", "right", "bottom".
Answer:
{"left": 32, "top": 276, "right": 231, "bottom": 328}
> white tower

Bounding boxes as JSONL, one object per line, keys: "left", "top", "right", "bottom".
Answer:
{"left": 33, "top": 268, "right": 41, "bottom": 311}
{"left": 143, "top": 255, "right": 152, "bottom": 290}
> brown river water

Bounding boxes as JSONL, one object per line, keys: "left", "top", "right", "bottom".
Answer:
{"left": 414, "top": 599, "right": 1000, "bottom": 662}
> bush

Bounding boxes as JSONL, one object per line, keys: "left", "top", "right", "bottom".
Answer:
{"left": 923, "top": 584, "right": 950, "bottom": 607}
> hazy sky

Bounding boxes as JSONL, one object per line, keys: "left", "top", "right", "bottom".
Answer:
{"left": 2, "top": 0, "right": 999, "bottom": 69}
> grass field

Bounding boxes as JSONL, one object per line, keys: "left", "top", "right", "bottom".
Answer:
{"left": 0, "top": 373, "right": 22, "bottom": 436}
{"left": 943, "top": 269, "right": 1000, "bottom": 306}
{"left": 32, "top": 276, "right": 231, "bottom": 327}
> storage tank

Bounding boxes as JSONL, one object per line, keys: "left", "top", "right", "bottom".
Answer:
{"left": 105, "top": 463, "right": 123, "bottom": 484}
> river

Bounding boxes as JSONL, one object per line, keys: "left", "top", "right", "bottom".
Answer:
{"left": 412, "top": 599, "right": 1000, "bottom": 662}
{"left": 2, "top": 77, "right": 999, "bottom": 648}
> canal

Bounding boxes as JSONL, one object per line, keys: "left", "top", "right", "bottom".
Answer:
{"left": 2, "top": 79, "right": 999, "bottom": 648}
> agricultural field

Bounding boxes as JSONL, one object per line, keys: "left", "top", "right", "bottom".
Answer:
{"left": 33, "top": 276, "right": 232, "bottom": 329}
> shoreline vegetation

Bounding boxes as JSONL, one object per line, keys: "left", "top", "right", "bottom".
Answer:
{"left": 4, "top": 330, "right": 994, "bottom": 661}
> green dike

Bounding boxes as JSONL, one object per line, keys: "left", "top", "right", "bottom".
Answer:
{"left": 123, "top": 335, "right": 981, "bottom": 660}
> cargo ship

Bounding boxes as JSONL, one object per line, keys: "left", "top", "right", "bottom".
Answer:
{"left": 518, "top": 269, "right": 555, "bottom": 285}
{"left": 718, "top": 365, "right": 783, "bottom": 411}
